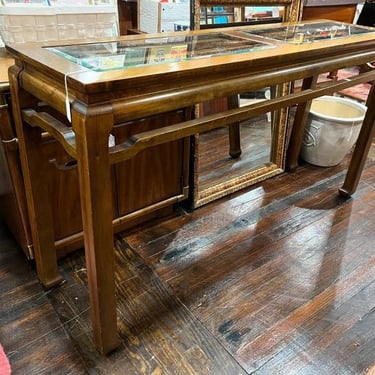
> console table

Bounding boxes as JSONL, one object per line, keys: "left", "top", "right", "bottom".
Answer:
{"left": 6, "top": 20, "right": 375, "bottom": 354}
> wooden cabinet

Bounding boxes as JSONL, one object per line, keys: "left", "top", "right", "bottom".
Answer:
{"left": 113, "top": 110, "right": 190, "bottom": 217}
{"left": 117, "top": 0, "right": 138, "bottom": 34}
{"left": 0, "top": 94, "right": 190, "bottom": 259}
{"left": 302, "top": 3, "right": 358, "bottom": 23}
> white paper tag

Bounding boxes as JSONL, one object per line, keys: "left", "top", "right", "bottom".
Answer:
{"left": 108, "top": 134, "right": 115, "bottom": 147}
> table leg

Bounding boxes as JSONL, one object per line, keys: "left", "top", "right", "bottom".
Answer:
{"left": 227, "top": 94, "right": 241, "bottom": 158}
{"left": 72, "top": 102, "right": 120, "bottom": 355}
{"left": 339, "top": 83, "right": 375, "bottom": 197}
{"left": 285, "top": 75, "right": 319, "bottom": 172}
{"left": 8, "top": 66, "right": 63, "bottom": 288}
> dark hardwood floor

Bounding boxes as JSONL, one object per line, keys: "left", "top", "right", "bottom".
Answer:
{"left": 1, "top": 142, "right": 375, "bottom": 374}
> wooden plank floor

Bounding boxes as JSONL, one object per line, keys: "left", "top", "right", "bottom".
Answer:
{"left": 0, "top": 223, "right": 86, "bottom": 373}
{"left": 1, "top": 147, "right": 375, "bottom": 374}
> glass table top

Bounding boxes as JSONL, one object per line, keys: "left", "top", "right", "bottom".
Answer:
{"left": 240, "top": 21, "right": 375, "bottom": 44}
{"left": 45, "top": 21, "right": 375, "bottom": 72}
{"left": 46, "top": 32, "right": 274, "bottom": 72}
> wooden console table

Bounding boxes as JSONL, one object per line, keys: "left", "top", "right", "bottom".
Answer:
{"left": 6, "top": 20, "right": 375, "bottom": 354}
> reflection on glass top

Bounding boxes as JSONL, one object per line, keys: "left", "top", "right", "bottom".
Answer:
{"left": 241, "top": 21, "right": 375, "bottom": 44}
{"left": 46, "top": 33, "right": 273, "bottom": 72}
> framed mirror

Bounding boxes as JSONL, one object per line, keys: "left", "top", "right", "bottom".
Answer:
{"left": 193, "top": 87, "right": 289, "bottom": 207}
{"left": 191, "top": 0, "right": 303, "bottom": 207}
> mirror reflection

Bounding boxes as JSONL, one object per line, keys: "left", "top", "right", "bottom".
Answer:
{"left": 194, "top": 87, "right": 286, "bottom": 207}
{"left": 199, "top": 6, "right": 283, "bottom": 27}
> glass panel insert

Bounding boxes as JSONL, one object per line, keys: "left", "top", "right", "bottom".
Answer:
{"left": 46, "top": 32, "right": 274, "bottom": 71}
{"left": 240, "top": 21, "right": 375, "bottom": 44}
